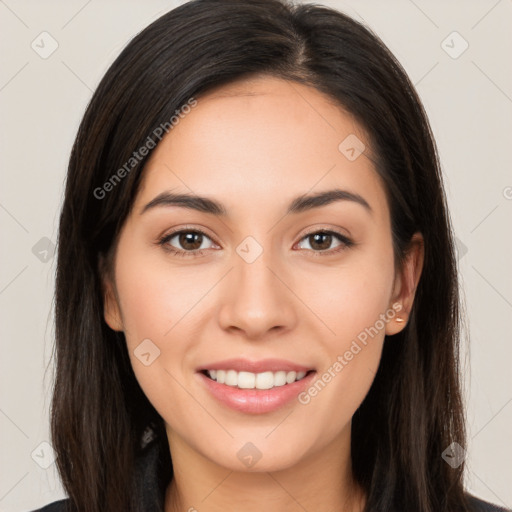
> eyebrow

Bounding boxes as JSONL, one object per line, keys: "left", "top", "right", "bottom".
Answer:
{"left": 140, "top": 188, "right": 372, "bottom": 217}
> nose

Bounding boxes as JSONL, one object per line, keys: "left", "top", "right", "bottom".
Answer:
{"left": 217, "top": 251, "right": 298, "bottom": 340}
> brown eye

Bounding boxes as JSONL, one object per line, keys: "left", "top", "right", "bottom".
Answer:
{"left": 159, "top": 229, "right": 216, "bottom": 257}
{"left": 176, "top": 232, "right": 204, "bottom": 251}
{"left": 308, "top": 232, "right": 334, "bottom": 251}
{"left": 296, "top": 230, "right": 354, "bottom": 255}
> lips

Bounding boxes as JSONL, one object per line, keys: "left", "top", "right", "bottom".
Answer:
{"left": 196, "top": 368, "right": 317, "bottom": 414}
{"left": 197, "top": 357, "right": 315, "bottom": 374}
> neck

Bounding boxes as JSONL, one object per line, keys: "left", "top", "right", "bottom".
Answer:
{"left": 164, "top": 425, "right": 366, "bottom": 512}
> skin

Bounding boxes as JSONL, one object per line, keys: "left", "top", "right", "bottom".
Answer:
{"left": 102, "top": 75, "right": 424, "bottom": 512}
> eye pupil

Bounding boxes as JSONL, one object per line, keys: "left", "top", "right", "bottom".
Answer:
{"left": 180, "top": 232, "right": 202, "bottom": 250}
{"left": 310, "top": 233, "right": 332, "bottom": 251}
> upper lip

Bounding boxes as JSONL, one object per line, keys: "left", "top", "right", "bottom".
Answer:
{"left": 197, "top": 358, "right": 315, "bottom": 374}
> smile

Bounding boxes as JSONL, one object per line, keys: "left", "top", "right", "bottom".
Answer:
{"left": 202, "top": 369, "right": 313, "bottom": 390}
{"left": 196, "top": 369, "right": 317, "bottom": 414}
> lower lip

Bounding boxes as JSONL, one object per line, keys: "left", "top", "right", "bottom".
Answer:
{"left": 196, "top": 371, "right": 316, "bottom": 414}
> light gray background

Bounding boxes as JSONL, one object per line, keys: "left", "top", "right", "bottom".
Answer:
{"left": 1, "top": 1, "right": 511, "bottom": 510}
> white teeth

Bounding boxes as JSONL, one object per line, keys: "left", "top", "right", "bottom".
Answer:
{"left": 205, "top": 369, "right": 309, "bottom": 389}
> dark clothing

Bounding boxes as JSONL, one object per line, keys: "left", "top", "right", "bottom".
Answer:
{"left": 30, "top": 433, "right": 510, "bottom": 512}
{"left": 32, "top": 493, "right": 512, "bottom": 512}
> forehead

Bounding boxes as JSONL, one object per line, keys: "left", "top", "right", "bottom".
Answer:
{"left": 135, "top": 76, "right": 388, "bottom": 221}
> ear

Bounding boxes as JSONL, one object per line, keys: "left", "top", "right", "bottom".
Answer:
{"left": 385, "top": 232, "right": 424, "bottom": 336}
{"left": 98, "top": 254, "right": 124, "bottom": 332}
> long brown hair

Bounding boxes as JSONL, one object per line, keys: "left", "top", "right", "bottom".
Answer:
{"left": 52, "top": 0, "right": 469, "bottom": 510}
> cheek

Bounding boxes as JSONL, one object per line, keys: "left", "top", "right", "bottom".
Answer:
{"left": 114, "top": 252, "right": 200, "bottom": 422}
{"left": 114, "top": 234, "right": 201, "bottom": 344}
{"left": 116, "top": 267, "right": 173, "bottom": 343}
{"left": 303, "top": 236, "right": 396, "bottom": 346}
{"left": 295, "top": 240, "right": 394, "bottom": 429}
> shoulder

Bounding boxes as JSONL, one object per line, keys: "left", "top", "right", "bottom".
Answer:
{"left": 28, "top": 498, "right": 75, "bottom": 512}
{"left": 466, "top": 493, "right": 511, "bottom": 512}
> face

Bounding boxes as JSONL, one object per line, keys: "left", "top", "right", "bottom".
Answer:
{"left": 102, "top": 75, "right": 422, "bottom": 473}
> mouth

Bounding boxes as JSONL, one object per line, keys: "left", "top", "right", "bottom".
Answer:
{"left": 196, "top": 366, "right": 318, "bottom": 414}
{"left": 199, "top": 368, "right": 316, "bottom": 390}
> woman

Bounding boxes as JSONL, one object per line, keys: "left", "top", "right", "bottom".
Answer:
{"left": 31, "top": 0, "right": 509, "bottom": 511}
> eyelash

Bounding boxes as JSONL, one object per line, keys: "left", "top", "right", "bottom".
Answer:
{"left": 157, "top": 226, "right": 355, "bottom": 258}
